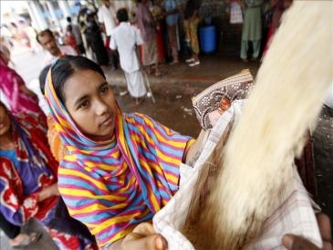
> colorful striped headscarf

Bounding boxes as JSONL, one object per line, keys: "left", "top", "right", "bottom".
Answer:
{"left": 44, "top": 67, "right": 195, "bottom": 247}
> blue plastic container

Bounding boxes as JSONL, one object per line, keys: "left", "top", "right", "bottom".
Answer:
{"left": 199, "top": 25, "right": 217, "bottom": 54}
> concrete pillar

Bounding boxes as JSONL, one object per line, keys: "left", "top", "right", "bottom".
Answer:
{"left": 27, "top": 1, "right": 47, "bottom": 30}
{"left": 45, "top": 1, "right": 59, "bottom": 27}
{"left": 58, "top": 0, "right": 71, "bottom": 19}
{"left": 113, "top": 0, "right": 134, "bottom": 11}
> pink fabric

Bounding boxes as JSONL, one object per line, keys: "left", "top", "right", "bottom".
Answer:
{"left": 0, "top": 55, "right": 44, "bottom": 117}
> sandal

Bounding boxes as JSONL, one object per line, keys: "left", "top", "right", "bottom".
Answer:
{"left": 12, "top": 232, "right": 42, "bottom": 249}
{"left": 188, "top": 60, "right": 200, "bottom": 67}
{"left": 185, "top": 58, "right": 195, "bottom": 63}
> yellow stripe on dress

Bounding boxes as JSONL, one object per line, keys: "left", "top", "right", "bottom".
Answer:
{"left": 58, "top": 168, "right": 109, "bottom": 192}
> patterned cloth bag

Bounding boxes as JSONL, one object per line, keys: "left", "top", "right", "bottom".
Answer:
{"left": 192, "top": 69, "right": 254, "bottom": 130}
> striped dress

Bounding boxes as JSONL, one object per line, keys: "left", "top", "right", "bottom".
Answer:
{"left": 57, "top": 112, "right": 194, "bottom": 248}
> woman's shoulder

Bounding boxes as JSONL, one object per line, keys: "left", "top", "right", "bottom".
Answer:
{"left": 126, "top": 112, "right": 147, "bottom": 119}
{"left": 58, "top": 154, "right": 86, "bottom": 177}
{"left": 124, "top": 112, "right": 173, "bottom": 133}
{"left": 58, "top": 154, "right": 101, "bottom": 186}
{"left": 125, "top": 112, "right": 155, "bottom": 125}
{"left": 59, "top": 153, "right": 94, "bottom": 173}
{"left": 59, "top": 153, "right": 80, "bottom": 168}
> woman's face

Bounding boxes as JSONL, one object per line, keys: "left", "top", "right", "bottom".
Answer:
{"left": 63, "top": 69, "right": 117, "bottom": 141}
{"left": 0, "top": 105, "right": 11, "bottom": 136}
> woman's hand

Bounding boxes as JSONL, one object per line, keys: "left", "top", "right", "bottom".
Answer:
{"left": 282, "top": 213, "right": 332, "bottom": 250}
{"left": 38, "top": 184, "right": 60, "bottom": 202}
{"left": 122, "top": 222, "right": 167, "bottom": 250}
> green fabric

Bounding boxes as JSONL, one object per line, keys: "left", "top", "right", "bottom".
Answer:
{"left": 241, "top": 0, "right": 263, "bottom": 41}
{"left": 240, "top": 40, "right": 261, "bottom": 59}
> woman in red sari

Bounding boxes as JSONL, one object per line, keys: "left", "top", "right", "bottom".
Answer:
{"left": 0, "top": 43, "right": 45, "bottom": 121}
{"left": 64, "top": 24, "right": 79, "bottom": 54}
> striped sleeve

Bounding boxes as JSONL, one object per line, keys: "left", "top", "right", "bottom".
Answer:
{"left": 129, "top": 113, "right": 195, "bottom": 189}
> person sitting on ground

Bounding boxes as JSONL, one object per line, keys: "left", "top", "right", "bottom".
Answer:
{"left": 110, "top": 8, "right": 147, "bottom": 105}
{"left": 36, "top": 29, "right": 77, "bottom": 66}
{"left": 44, "top": 55, "right": 201, "bottom": 249}
{"left": 0, "top": 212, "right": 41, "bottom": 248}
{"left": 0, "top": 101, "right": 98, "bottom": 249}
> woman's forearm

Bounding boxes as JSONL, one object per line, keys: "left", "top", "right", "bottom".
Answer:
{"left": 185, "top": 129, "right": 208, "bottom": 164}
{"left": 38, "top": 184, "right": 59, "bottom": 202}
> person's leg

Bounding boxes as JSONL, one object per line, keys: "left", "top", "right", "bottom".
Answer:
{"left": 251, "top": 40, "right": 262, "bottom": 60}
{"left": 152, "top": 39, "right": 162, "bottom": 76}
{"left": 183, "top": 19, "right": 194, "bottom": 62}
{"left": 0, "top": 212, "right": 20, "bottom": 239}
{"left": 187, "top": 18, "right": 200, "bottom": 66}
{"left": 142, "top": 41, "right": 154, "bottom": 74}
{"left": 168, "top": 25, "right": 178, "bottom": 64}
{"left": 189, "top": 18, "right": 200, "bottom": 62}
{"left": 108, "top": 35, "right": 119, "bottom": 69}
{"left": 183, "top": 19, "right": 190, "bottom": 44}
{"left": 240, "top": 40, "right": 249, "bottom": 61}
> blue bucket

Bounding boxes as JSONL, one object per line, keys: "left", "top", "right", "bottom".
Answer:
{"left": 199, "top": 25, "right": 217, "bottom": 54}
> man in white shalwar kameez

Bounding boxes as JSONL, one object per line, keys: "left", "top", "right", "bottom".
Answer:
{"left": 110, "top": 8, "right": 147, "bottom": 104}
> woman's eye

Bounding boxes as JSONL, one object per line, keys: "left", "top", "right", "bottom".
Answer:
{"left": 100, "top": 85, "right": 109, "bottom": 94}
{"left": 79, "top": 100, "right": 89, "bottom": 109}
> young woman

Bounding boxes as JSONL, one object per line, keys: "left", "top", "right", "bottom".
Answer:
{"left": 0, "top": 102, "right": 97, "bottom": 249}
{"left": 44, "top": 55, "right": 199, "bottom": 249}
